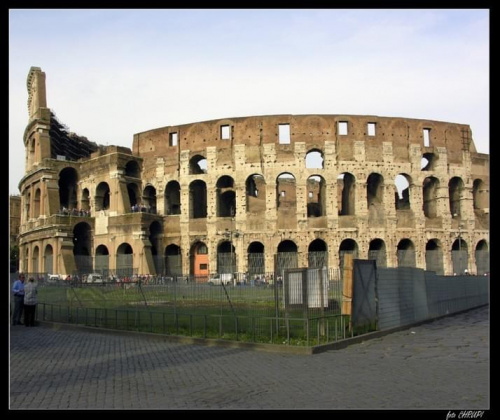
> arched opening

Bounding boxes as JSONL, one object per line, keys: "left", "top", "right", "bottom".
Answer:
{"left": 95, "top": 182, "right": 110, "bottom": 211}
{"left": 307, "top": 175, "right": 326, "bottom": 217}
{"left": 23, "top": 248, "right": 29, "bottom": 273}
{"left": 116, "top": 243, "right": 134, "bottom": 278}
{"left": 59, "top": 167, "right": 78, "bottom": 210}
{"left": 423, "top": 176, "right": 439, "bottom": 218}
{"left": 247, "top": 242, "right": 265, "bottom": 276}
{"left": 395, "top": 174, "right": 411, "bottom": 210}
{"left": 190, "top": 241, "right": 209, "bottom": 278}
{"left": 34, "top": 188, "right": 41, "bottom": 218}
{"left": 95, "top": 245, "right": 109, "bottom": 275}
{"left": 189, "top": 155, "right": 207, "bottom": 175}
{"left": 308, "top": 239, "right": 328, "bottom": 268}
{"left": 25, "top": 192, "right": 31, "bottom": 220}
{"left": 149, "top": 221, "right": 163, "bottom": 274}
{"left": 473, "top": 179, "right": 488, "bottom": 211}
{"left": 337, "top": 173, "right": 356, "bottom": 215}
{"left": 367, "top": 173, "right": 384, "bottom": 222}
{"left": 397, "top": 239, "right": 416, "bottom": 267}
{"left": 81, "top": 188, "right": 90, "bottom": 212}
{"left": 216, "top": 176, "right": 236, "bottom": 217}
{"left": 421, "top": 153, "right": 437, "bottom": 171}
{"left": 125, "top": 160, "right": 140, "bottom": 178}
{"left": 143, "top": 185, "right": 157, "bottom": 214}
{"left": 449, "top": 177, "right": 464, "bottom": 217}
{"left": 44, "top": 244, "right": 54, "bottom": 274}
{"left": 475, "top": 240, "right": 489, "bottom": 275}
{"left": 32, "top": 246, "right": 40, "bottom": 274}
{"left": 305, "top": 149, "right": 324, "bottom": 169}
{"left": 189, "top": 180, "right": 207, "bottom": 218}
{"left": 339, "top": 239, "right": 358, "bottom": 273}
{"left": 246, "top": 174, "right": 266, "bottom": 213}
{"left": 165, "top": 244, "right": 182, "bottom": 276}
{"left": 276, "top": 240, "right": 298, "bottom": 273}
{"left": 368, "top": 239, "right": 387, "bottom": 268}
{"left": 127, "top": 183, "right": 140, "bottom": 210}
{"left": 165, "top": 181, "right": 181, "bottom": 215}
{"left": 73, "top": 222, "right": 92, "bottom": 273}
{"left": 217, "top": 241, "right": 236, "bottom": 274}
{"left": 425, "top": 239, "right": 444, "bottom": 275}
{"left": 277, "top": 173, "right": 296, "bottom": 209}
{"left": 452, "top": 238, "right": 468, "bottom": 275}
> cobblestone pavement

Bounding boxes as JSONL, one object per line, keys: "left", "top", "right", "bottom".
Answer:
{"left": 9, "top": 306, "right": 489, "bottom": 410}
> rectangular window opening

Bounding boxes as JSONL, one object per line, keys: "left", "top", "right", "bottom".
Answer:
{"left": 221, "top": 125, "right": 231, "bottom": 140}
{"left": 200, "top": 264, "right": 208, "bottom": 270}
{"left": 367, "top": 122, "right": 376, "bottom": 136}
{"left": 338, "top": 121, "right": 348, "bottom": 135}
{"left": 278, "top": 124, "right": 291, "bottom": 144}
{"left": 423, "top": 128, "right": 431, "bottom": 147}
{"left": 169, "top": 132, "right": 178, "bottom": 147}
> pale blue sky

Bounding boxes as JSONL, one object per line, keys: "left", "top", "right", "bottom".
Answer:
{"left": 9, "top": 9, "right": 489, "bottom": 194}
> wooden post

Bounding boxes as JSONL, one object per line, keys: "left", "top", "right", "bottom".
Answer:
{"left": 342, "top": 253, "right": 354, "bottom": 316}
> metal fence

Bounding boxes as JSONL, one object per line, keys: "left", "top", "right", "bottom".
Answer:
{"left": 11, "top": 268, "right": 346, "bottom": 347}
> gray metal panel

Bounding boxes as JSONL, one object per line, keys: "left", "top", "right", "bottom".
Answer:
{"left": 377, "top": 268, "right": 401, "bottom": 330}
{"left": 352, "top": 260, "right": 377, "bottom": 329}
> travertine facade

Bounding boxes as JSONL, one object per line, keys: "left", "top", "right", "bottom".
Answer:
{"left": 18, "top": 67, "right": 490, "bottom": 278}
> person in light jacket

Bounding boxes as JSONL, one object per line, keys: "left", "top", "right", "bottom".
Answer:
{"left": 23, "top": 277, "right": 38, "bottom": 327}
{"left": 11, "top": 274, "right": 25, "bottom": 326}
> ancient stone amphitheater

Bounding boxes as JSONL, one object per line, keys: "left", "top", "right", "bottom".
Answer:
{"left": 18, "top": 67, "right": 489, "bottom": 279}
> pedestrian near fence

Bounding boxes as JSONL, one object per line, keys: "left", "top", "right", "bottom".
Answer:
{"left": 23, "top": 277, "right": 38, "bottom": 327}
{"left": 12, "top": 274, "right": 25, "bottom": 326}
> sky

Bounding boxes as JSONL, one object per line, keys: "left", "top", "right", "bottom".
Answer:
{"left": 8, "top": 9, "right": 489, "bottom": 195}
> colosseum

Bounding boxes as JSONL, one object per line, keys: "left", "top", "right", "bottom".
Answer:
{"left": 17, "top": 67, "right": 490, "bottom": 279}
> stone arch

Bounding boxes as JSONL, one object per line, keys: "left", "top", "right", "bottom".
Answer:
{"left": 305, "top": 149, "right": 324, "bottom": 169}
{"left": 368, "top": 239, "right": 387, "bottom": 268}
{"left": 475, "top": 240, "right": 489, "bottom": 275}
{"left": 95, "top": 245, "right": 109, "bottom": 275}
{"left": 395, "top": 174, "right": 411, "bottom": 210}
{"left": 189, "top": 155, "right": 207, "bottom": 175}
{"left": 95, "top": 182, "right": 110, "bottom": 211}
{"left": 190, "top": 241, "right": 209, "bottom": 278}
{"left": 451, "top": 237, "right": 468, "bottom": 274}
{"left": 34, "top": 188, "right": 41, "bottom": 218}
{"left": 276, "top": 173, "right": 296, "bottom": 209}
{"left": 32, "top": 245, "right": 40, "bottom": 274}
{"left": 217, "top": 240, "right": 236, "bottom": 274}
{"left": 143, "top": 185, "right": 157, "bottom": 213}
{"left": 165, "top": 244, "right": 182, "bottom": 276}
{"left": 189, "top": 180, "right": 207, "bottom": 218}
{"left": 276, "top": 240, "right": 298, "bottom": 273}
{"left": 73, "top": 222, "right": 92, "bottom": 273}
{"left": 59, "top": 167, "right": 78, "bottom": 210}
{"left": 44, "top": 244, "right": 54, "bottom": 274}
{"left": 473, "top": 179, "right": 488, "bottom": 210}
{"left": 216, "top": 175, "right": 236, "bottom": 217}
{"left": 339, "top": 239, "right": 358, "bottom": 271}
{"left": 307, "top": 175, "right": 326, "bottom": 217}
{"left": 246, "top": 174, "right": 266, "bottom": 213}
{"left": 397, "top": 238, "right": 416, "bottom": 267}
{"left": 423, "top": 176, "right": 440, "bottom": 218}
{"left": 421, "top": 152, "right": 438, "bottom": 171}
{"left": 149, "top": 221, "right": 163, "bottom": 274}
{"left": 165, "top": 181, "right": 181, "bottom": 215}
{"left": 308, "top": 238, "right": 328, "bottom": 268}
{"left": 127, "top": 183, "right": 140, "bottom": 209}
{"left": 81, "top": 188, "right": 90, "bottom": 212}
{"left": 247, "top": 242, "right": 265, "bottom": 275}
{"left": 125, "top": 160, "right": 140, "bottom": 178}
{"left": 449, "top": 177, "right": 464, "bottom": 217}
{"left": 337, "top": 173, "right": 356, "bottom": 215}
{"left": 425, "top": 239, "right": 444, "bottom": 275}
{"left": 116, "top": 243, "right": 134, "bottom": 277}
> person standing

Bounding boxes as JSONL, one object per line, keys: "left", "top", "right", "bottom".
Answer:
{"left": 12, "top": 274, "right": 25, "bottom": 325}
{"left": 23, "top": 277, "right": 38, "bottom": 327}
